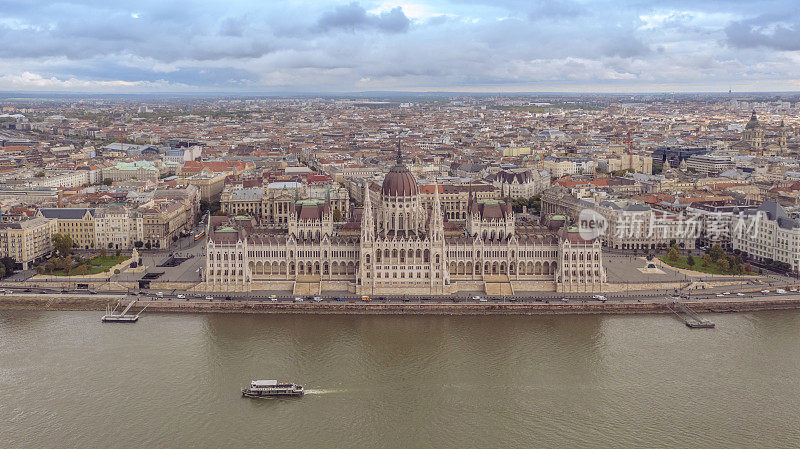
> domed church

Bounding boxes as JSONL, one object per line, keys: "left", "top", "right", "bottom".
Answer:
{"left": 204, "top": 145, "right": 605, "bottom": 295}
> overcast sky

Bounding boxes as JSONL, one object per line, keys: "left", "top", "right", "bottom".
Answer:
{"left": 1, "top": 0, "right": 798, "bottom": 93}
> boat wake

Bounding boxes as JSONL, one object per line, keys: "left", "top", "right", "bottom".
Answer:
{"left": 303, "top": 388, "right": 347, "bottom": 395}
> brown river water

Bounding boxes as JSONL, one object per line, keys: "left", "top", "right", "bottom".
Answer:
{"left": 1, "top": 310, "right": 799, "bottom": 448}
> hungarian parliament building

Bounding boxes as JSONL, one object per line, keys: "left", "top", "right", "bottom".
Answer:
{"left": 203, "top": 151, "right": 606, "bottom": 295}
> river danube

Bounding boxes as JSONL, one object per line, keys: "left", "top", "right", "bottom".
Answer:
{"left": 1, "top": 310, "right": 799, "bottom": 448}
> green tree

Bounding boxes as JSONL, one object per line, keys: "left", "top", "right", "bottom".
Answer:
{"left": 529, "top": 194, "right": 542, "bottom": 214}
{"left": 52, "top": 233, "right": 74, "bottom": 258}
{"left": 99, "top": 248, "right": 107, "bottom": 258}
{"left": 0, "top": 264, "right": 5, "bottom": 278}
{"left": 718, "top": 258, "right": 730, "bottom": 272}
{"left": 702, "top": 254, "right": 713, "bottom": 266}
{"left": 666, "top": 245, "right": 680, "bottom": 262}
{"left": 62, "top": 257, "right": 74, "bottom": 275}
{"left": 333, "top": 209, "right": 343, "bottom": 222}
{"left": 76, "top": 265, "right": 88, "bottom": 276}
{"left": 686, "top": 254, "right": 695, "bottom": 266}
{"left": 709, "top": 244, "right": 725, "bottom": 262}
{"left": 102, "top": 178, "right": 113, "bottom": 186}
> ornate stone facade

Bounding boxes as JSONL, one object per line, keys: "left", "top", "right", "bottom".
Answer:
{"left": 205, "top": 151, "right": 606, "bottom": 294}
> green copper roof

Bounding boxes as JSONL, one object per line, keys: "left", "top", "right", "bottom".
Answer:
{"left": 296, "top": 198, "right": 325, "bottom": 206}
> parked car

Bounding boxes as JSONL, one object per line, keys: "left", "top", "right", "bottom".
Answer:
{"left": 776, "top": 289, "right": 787, "bottom": 294}
{"left": 472, "top": 296, "right": 482, "bottom": 301}
{"left": 722, "top": 292, "right": 731, "bottom": 295}
{"left": 205, "top": 296, "right": 214, "bottom": 300}
{"left": 294, "top": 297, "right": 304, "bottom": 302}
{"left": 156, "top": 291, "right": 164, "bottom": 297}
{"left": 269, "top": 294, "right": 278, "bottom": 301}
{"left": 736, "top": 293, "right": 745, "bottom": 296}
{"left": 335, "top": 297, "right": 346, "bottom": 302}
{"left": 313, "top": 296, "right": 323, "bottom": 302}
{"left": 592, "top": 295, "right": 607, "bottom": 302}
{"left": 790, "top": 289, "right": 798, "bottom": 292}
{"left": 761, "top": 290, "right": 770, "bottom": 294}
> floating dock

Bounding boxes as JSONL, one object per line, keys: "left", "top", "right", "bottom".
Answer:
{"left": 668, "top": 300, "right": 715, "bottom": 328}
{"left": 101, "top": 299, "right": 148, "bottom": 323}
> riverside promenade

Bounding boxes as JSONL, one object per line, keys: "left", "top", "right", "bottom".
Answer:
{"left": 3, "top": 293, "right": 800, "bottom": 316}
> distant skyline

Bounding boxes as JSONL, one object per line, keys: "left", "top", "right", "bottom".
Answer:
{"left": 1, "top": 0, "right": 799, "bottom": 93}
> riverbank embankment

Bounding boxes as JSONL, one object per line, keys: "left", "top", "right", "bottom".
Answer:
{"left": 2, "top": 294, "right": 800, "bottom": 315}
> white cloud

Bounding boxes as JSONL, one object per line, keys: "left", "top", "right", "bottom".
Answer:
{"left": 0, "top": 72, "right": 184, "bottom": 91}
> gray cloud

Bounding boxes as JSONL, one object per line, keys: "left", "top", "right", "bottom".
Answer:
{"left": 315, "top": 2, "right": 410, "bottom": 33}
{"left": 0, "top": 0, "right": 798, "bottom": 91}
{"left": 528, "top": 0, "right": 585, "bottom": 20}
{"left": 725, "top": 16, "right": 800, "bottom": 51}
{"left": 601, "top": 36, "right": 651, "bottom": 58}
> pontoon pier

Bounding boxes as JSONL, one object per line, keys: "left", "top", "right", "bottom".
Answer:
{"left": 667, "top": 300, "right": 715, "bottom": 328}
{"left": 101, "top": 299, "right": 149, "bottom": 323}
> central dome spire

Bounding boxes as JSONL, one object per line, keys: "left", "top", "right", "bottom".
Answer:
{"left": 381, "top": 137, "right": 418, "bottom": 197}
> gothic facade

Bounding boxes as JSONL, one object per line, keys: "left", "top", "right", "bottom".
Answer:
{"left": 204, "top": 153, "right": 606, "bottom": 295}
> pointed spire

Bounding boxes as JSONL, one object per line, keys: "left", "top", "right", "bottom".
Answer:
{"left": 363, "top": 182, "right": 371, "bottom": 208}
{"left": 396, "top": 138, "right": 403, "bottom": 165}
{"left": 361, "top": 182, "right": 374, "bottom": 242}
{"left": 430, "top": 181, "right": 443, "bottom": 242}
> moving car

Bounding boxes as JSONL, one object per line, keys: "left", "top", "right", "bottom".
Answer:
{"left": 294, "top": 297, "right": 304, "bottom": 302}
{"left": 776, "top": 289, "right": 787, "bottom": 294}
{"left": 156, "top": 291, "right": 164, "bottom": 297}
{"left": 472, "top": 296, "right": 482, "bottom": 301}
{"left": 736, "top": 293, "right": 745, "bottom": 296}
{"left": 177, "top": 294, "right": 185, "bottom": 299}
{"left": 313, "top": 296, "right": 323, "bottom": 302}
{"left": 335, "top": 297, "right": 346, "bottom": 302}
{"left": 361, "top": 295, "right": 372, "bottom": 302}
{"left": 269, "top": 294, "right": 278, "bottom": 301}
{"left": 592, "top": 295, "right": 607, "bottom": 302}
{"left": 205, "top": 296, "right": 214, "bottom": 300}
{"left": 761, "top": 290, "right": 770, "bottom": 294}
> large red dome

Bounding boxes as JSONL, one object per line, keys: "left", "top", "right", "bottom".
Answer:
{"left": 381, "top": 164, "right": 419, "bottom": 197}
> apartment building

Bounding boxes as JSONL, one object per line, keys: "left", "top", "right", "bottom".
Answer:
{"left": 103, "top": 161, "right": 161, "bottom": 182}
{"left": 732, "top": 199, "right": 800, "bottom": 271}
{"left": 94, "top": 205, "right": 143, "bottom": 249}
{"left": 0, "top": 217, "right": 58, "bottom": 269}
{"left": 140, "top": 201, "right": 192, "bottom": 248}
{"left": 36, "top": 208, "right": 96, "bottom": 249}
{"left": 685, "top": 154, "right": 735, "bottom": 175}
